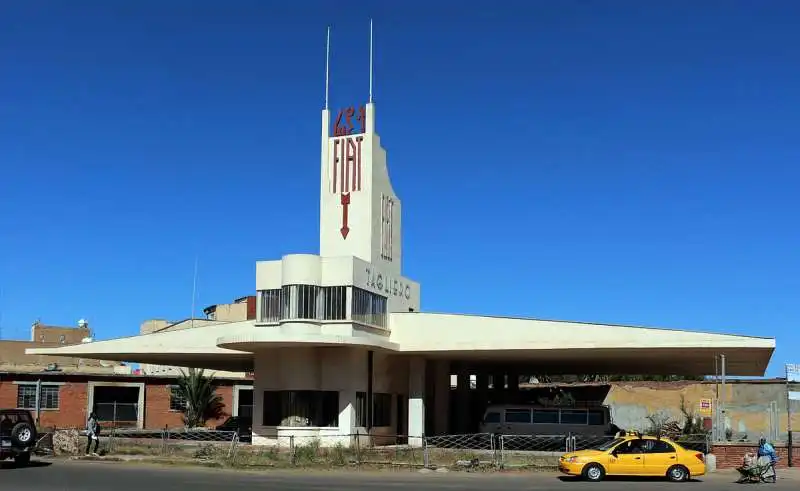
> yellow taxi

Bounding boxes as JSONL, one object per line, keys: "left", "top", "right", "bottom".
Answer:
{"left": 559, "top": 433, "right": 706, "bottom": 482}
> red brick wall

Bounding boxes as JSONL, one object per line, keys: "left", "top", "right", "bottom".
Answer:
{"left": 1, "top": 375, "right": 241, "bottom": 431}
{"left": 144, "top": 382, "right": 234, "bottom": 430}
{"left": 712, "top": 443, "right": 800, "bottom": 469}
{"left": 144, "top": 383, "right": 184, "bottom": 429}
{"left": 0, "top": 380, "right": 88, "bottom": 429}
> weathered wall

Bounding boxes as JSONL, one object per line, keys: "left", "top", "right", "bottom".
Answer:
{"left": 605, "top": 381, "right": 800, "bottom": 441}
{"left": 0, "top": 374, "right": 245, "bottom": 430}
{"left": 712, "top": 442, "right": 800, "bottom": 469}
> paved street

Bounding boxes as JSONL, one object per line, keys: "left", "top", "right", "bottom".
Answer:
{"left": 2, "top": 459, "right": 798, "bottom": 491}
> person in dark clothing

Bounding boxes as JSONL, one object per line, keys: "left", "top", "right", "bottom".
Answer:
{"left": 86, "top": 410, "right": 100, "bottom": 455}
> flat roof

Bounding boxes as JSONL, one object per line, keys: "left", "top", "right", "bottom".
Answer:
{"left": 25, "top": 315, "right": 775, "bottom": 376}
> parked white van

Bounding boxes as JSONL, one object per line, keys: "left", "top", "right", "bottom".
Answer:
{"left": 478, "top": 404, "right": 613, "bottom": 436}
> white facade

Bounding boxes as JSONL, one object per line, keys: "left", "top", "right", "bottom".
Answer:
{"left": 28, "top": 101, "right": 776, "bottom": 446}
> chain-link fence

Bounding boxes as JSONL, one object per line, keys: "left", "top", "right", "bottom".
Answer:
{"left": 41, "top": 426, "right": 238, "bottom": 462}
{"left": 231, "top": 434, "right": 425, "bottom": 468}
{"left": 105, "top": 428, "right": 238, "bottom": 460}
{"left": 36, "top": 429, "right": 714, "bottom": 470}
{"left": 422, "top": 433, "right": 496, "bottom": 469}
{"left": 498, "top": 434, "right": 564, "bottom": 469}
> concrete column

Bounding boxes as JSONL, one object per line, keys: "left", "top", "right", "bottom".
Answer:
{"left": 490, "top": 371, "right": 505, "bottom": 406}
{"left": 455, "top": 364, "right": 470, "bottom": 434}
{"left": 338, "top": 390, "right": 356, "bottom": 436}
{"left": 508, "top": 371, "right": 519, "bottom": 392}
{"left": 408, "top": 357, "right": 426, "bottom": 447}
{"left": 476, "top": 372, "right": 489, "bottom": 407}
{"left": 432, "top": 360, "right": 450, "bottom": 436}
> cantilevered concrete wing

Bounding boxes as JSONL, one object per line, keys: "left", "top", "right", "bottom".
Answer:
{"left": 388, "top": 313, "right": 775, "bottom": 377}
{"left": 27, "top": 313, "right": 775, "bottom": 377}
{"left": 25, "top": 321, "right": 257, "bottom": 372}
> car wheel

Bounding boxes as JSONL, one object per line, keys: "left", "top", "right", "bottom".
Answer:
{"left": 582, "top": 463, "right": 605, "bottom": 482}
{"left": 14, "top": 452, "right": 31, "bottom": 466}
{"left": 667, "top": 465, "right": 689, "bottom": 482}
{"left": 11, "top": 422, "right": 35, "bottom": 447}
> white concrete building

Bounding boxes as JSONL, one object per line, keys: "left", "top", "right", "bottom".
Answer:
{"left": 29, "top": 100, "right": 775, "bottom": 446}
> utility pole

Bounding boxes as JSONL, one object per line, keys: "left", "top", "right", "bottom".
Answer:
{"left": 720, "top": 354, "right": 727, "bottom": 441}
{"left": 787, "top": 364, "right": 796, "bottom": 467}
{"left": 714, "top": 355, "right": 720, "bottom": 441}
{"left": 35, "top": 379, "right": 42, "bottom": 424}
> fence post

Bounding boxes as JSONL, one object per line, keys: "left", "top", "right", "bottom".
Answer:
{"left": 290, "top": 435, "right": 296, "bottom": 466}
{"left": 498, "top": 435, "right": 504, "bottom": 469}
{"left": 227, "top": 432, "right": 239, "bottom": 464}
{"left": 422, "top": 435, "right": 429, "bottom": 469}
{"left": 160, "top": 425, "right": 166, "bottom": 456}
{"left": 490, "top": 433, "right": 496, "bottom": 468}
{"left": 354, "top": 431, "right": 362, "bottom": 465}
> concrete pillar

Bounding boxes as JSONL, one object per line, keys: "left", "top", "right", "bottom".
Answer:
{"left": 455, "top": 364, "right": 470, "bottom": 434}
{"left": 338, "top": 390, "right": 356, "bottom": 436}
{"left": 408, "top": 357, "right": 426, "bottom": 446}
{"left": 432, "top": 360, "right": 450, "bottom": 436}
{"left": 508, "top": 371, "right": 519, "bottom": 392}
{"left": 476, "top": 372, "right": 489, "bottom": 407}
{"left": 476, "top": 372, "right": 489, "bottom": 391}
{"left": 490, "top": 371, "right": 505, "bottom": 405}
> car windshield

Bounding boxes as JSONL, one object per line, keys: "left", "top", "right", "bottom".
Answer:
{"left": 595, "top": 438, "right": 625, "bottom": 451}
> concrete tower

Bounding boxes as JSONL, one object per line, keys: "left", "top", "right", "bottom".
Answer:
{"left": 319, "top": 26, "right": 402, "bottom": 276}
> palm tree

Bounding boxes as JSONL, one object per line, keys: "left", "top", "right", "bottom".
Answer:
{"left": 172, "top": 368, "right": 225, "bottom": 428}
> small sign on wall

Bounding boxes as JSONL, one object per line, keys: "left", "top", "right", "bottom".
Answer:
{"left": 787, "top": 363, "right": 800, "bottom": 383}
{"left": 789, "top": 391, "right": 800, "bottom": 401}
{"left": 698, "top": 398, "right": 713, "bottom": 416}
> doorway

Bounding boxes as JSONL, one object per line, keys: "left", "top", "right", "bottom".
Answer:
{"left": 90, "top": 384, "right": 143, "bottom": 428}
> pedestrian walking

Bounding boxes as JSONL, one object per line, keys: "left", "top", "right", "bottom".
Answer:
{"left": 86, "top": 410, "right": 101, "bottom": 456}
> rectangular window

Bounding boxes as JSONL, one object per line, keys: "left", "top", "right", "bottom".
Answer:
{"left": 16, "top": 385, "right": 36, "bottom": 409}
{"left": 281, "top": 285, "right": 295, "bottom": 319}
{"left": 372, "top": 393, "right": 392, "bottom": 427}
{"left": 265, "top": 286, "right": 347, "bottom": 322}
{"left": 259, "top": 289, "right": 282, "bottom": 322}
{"left": 262, "top": 390, "right": 339, "bottom": 427}
{"left": 351, "top": 287, "right": 388, "bottom": 328}
{"left": 16, "top": 384, "right": 59, "bottom": 410}
{"left": 532, "top": 409, "right": 559, "bottom": 424}
{"left": 298, "top": 284, "right": 319, "bottom": 320}
{"left": 505, "top": 409, "right": 532, "bottom": 424}
{"left": 169, "top": 386, "right": 187, "bottom": 411}
{"left": 280, "top": 285, "right": 321, "bottom": 320}
{"left": 322, "top": 286, "right": 347, "bottom": 320}
{"left": 40, "top": 386, "right": 59, "bottom": 409}
{"left": 355, "top": 391, "right": 367, "bottom": 427}
{"left": 559, "top": 409, "right": 588, "bottom": 425}
{"left": 588, "top": 410, "right": 605, "bottom": 426}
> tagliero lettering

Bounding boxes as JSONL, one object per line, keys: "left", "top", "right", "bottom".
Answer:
{"left": 365, "top": 266, "right": 411, "bottom": 300}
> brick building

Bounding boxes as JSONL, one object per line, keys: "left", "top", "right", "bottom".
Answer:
{"left": 0, "top": 370, "right": 252, "bottom": 430}
{"left": 0, "top": 315, "right": 254, "bottom": 430}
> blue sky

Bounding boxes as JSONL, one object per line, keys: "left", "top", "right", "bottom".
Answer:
{"left": 1, "top": 1, "right": 798, "bottom": 377}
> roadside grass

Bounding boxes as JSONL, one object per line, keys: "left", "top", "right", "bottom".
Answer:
{"left": 96, "top": 440, "right": 559, "bottom": 473}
